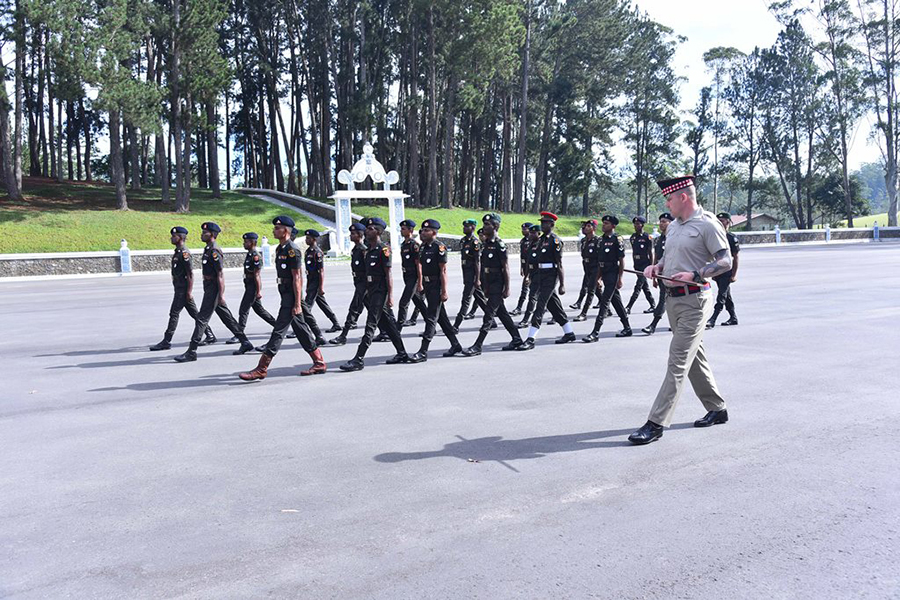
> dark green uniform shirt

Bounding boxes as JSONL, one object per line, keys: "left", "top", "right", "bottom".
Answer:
{"left": 418, "top": 239, "right": 448, "bottom": 282}
{"left": 201, "top": 244, "right": 224, "bottom": 288}
{"left": 479, "top": 237, "right": 508, "bottom": 295}
{"left": 630, "top": 231, "right": 653, "bottom": 269}
{"left": 171, "top": 247, "right": 192, "bottom": 289}
{"left": 364, "top": 241, "right": 391, "bottom": 291}
{"left": 599, "top": 233, "right": 625, "bottom": 274}
{"left": 654, "top": 233, "right": 666, "bottom": 263}
{"left": 351, "top": 243, "right": 367, "bottom": 281}
{"left": 531, "top": 232, "right": 563, "bottom": 270}
{"left": 275, "top": 241, "right": 302, "bottom": 296}
{"left": 243, "top": 248, "right": 263, "bottom": 287}
{"left": 581, "top": 235, "right": 602, "bottom": 268}
{"left": 460, "top": 234, "right": 480, "bottom": 271}
{"left": 401, "top": 238, "right": 420, "bottom": 276}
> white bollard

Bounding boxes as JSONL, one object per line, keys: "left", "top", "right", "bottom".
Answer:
{"left": 119, "top": 239, "right": 132, "bottom": 274}
{"left": 873, "top": 221, "right": 880, "bottom": 241}
{"left": 775, "top": 226, "right": 781, "bottom": 245}
{"left": 261, "top": 236, "right": 271, "bottom": 267}
{"left": 825, "top": 225, "right": 831, "bottom": 242}
{"left": 325, "top": 229, "right": 338, "bottom": 257}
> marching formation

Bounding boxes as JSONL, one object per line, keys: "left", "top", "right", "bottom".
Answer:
{"left": 148, "top": 175, "right": 740, "bottom": 444}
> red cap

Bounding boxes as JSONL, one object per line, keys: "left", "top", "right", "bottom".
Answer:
{"left": 539, "top": 211, "right": 558, "bottom": 222}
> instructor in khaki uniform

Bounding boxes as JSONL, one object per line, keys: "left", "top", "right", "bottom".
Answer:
{"left": 628, "top": 175, "right": 732, "bottom": 445}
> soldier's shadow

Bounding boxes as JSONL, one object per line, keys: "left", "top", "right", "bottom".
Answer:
{"left": 89, "top": 374, "right": 247, "bottom": 392}
{"left": 374, "top": 424, "right": 694, "bottom": 469}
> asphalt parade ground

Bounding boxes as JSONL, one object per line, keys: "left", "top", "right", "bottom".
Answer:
{"left": 1, "top": 242, "right": 898, "bottom": 599}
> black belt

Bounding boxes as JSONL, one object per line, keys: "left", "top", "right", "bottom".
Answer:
{"left": 367, "top": 276, "right": 385, "bottom": 283}
{"left": 422, "top": 275, "right": 439, "bottom": 282}
{"left": 202, "top": 275, "right": 215, "bottom": 281}
{"left": 482, "top": 267, "right": 500, "bottom": 273}
{"left": 667, "top": 283, "right": 711, "bottom": 297}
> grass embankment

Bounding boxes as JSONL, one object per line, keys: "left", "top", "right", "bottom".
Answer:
{"left": 0, "top": 178, "right": 319, "bottom": 253}
{"left": 838, "top": 212, "right": 899, "bottom": 228}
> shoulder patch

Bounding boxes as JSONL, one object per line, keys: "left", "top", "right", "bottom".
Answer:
{"left": 212, "top": 251, "right": 218, "bottom": 260}
{"left": 254, "top": 255, "right": 260, "bottom": 263}
{"left": 182, "top": 251, "right": 190, "bottom": 260}
{"left": 438, "top": 244, "right": 446, "bottom": 253}
{"left": 383, "top": 246, "right": 391, "bottom": 257}
{"left": 288, "top": 249, "right": 296, "bottom": 258}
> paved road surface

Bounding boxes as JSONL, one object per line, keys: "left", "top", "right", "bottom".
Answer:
{"left": 1, "top": 243, "right": 898, "bottom": 598}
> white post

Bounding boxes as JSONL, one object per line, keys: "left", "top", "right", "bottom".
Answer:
{"left": 775, "top": 226, "right": 781, "bottom": 245}
{"left": 825, "top": 225, "right": 831, "bottom": 242}
{"left": 119, "top": 239, "right": 132, "bottom": 274}
{"left": 873, "top": 221, "right": 880, "bottom": 241}
{"left": 325, "top": 229, "right": 338, "bottom": 257}
{"left": 261, "top": 236, "right": 271, "bottom": 267}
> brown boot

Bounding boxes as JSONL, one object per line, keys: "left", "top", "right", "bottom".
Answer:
{"left": 300, "top": 349, "right": 327, "bottom": 376}
{"left": 239, "top": 353, "right": 273, "bottom": 381}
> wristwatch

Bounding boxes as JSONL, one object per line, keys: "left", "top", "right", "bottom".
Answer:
{"left": 692, "top": 270, "right": 703, "bottom": 283}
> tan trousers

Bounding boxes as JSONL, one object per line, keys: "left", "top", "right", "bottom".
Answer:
{"left": 648, "top": 290, "right": 726, "bottom": 427}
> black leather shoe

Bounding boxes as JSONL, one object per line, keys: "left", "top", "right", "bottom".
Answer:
{"left": 545, "top": 319, "right": 555, "bottom": 325}
{"left": 254, "top": 345, "right": 267, "bottom": 353}
{"left": 555, "top": 332, "right": 576, "bottom": 344}
{"left": 386, "top": 352, "right": 410, "bottom": 364}
{"left": 408, "top": 351, "right": 427, "bottom": 363}
{"left": 443, "top": 344, "right": 462, "bottom": 357}
{"left": 582, "top": 331, "right": 599, "bottom": 343}
{"left": 202, "top": 334, "right": 217, "bottom": 346}
{"left": 286, "top": 332, "right": 297, "bottom": 339}
{"left": 643, "top": 306, "right": 656, "bottom": 314}
{"left": 339, "top": 357, "right": 365, "bottom": 372}
{"left": 573, "top": 313, "right": 587, "bottom": 322}
{"left": 706, "top": 321, "right": 715, "bottom": 329}
{"left": 329, "top": 336, "right": 347, "bottom": 346}
{"left": 490, "top": 321, "right": 498, "bottom": 329}
{"left": 694, "top": 409, "right": 728, "bottom": 427}
{"left": 233, "top": 341, "right": 254, "bottom": 355}
{"left": 625, "top": 306, "right": 632, "bottom": 315}
{"left": 721, "top": 317, "right": 739, "bottom": 326}
{"left": 501, "top": 339, "right": 523, "bottom": 351}
{"left": 569, "top": 302, "right": 581, "bottom": 310}
{"left": 516, "top": 337, "right": 535, "bottom": 351}
{"left": 628, "top": 421, "right": 663, "bottom": 445}
{"left": 315, "top": 337, "right": 327, "bottom": 346}
{"left": 516, "top": 320, "right": 530, "bottom": 329}
{"left": 373, "top": 332, "right": 390, "bottom": 343}
{"left": 402, "top": 319, "right": 417, "bottom": 327}
{"left": 174, "top": 350, "right": 197, "bottom": 363}
{"left": 641, "top": 325, "right": 656, "bottom": 335}
{"left": 463, "top": 313, "right": 476, "bottom": 321}
{"left": 326, "top": 324, "right": 342, "bottom": 333}
{"left": 149, "top": 340, "right": 171, "bottom": 351}
{"left": 225, "top": 336, "right": 240, "bottom": 345}
{"left": 461, "top": 346, "right": 482, "bottom": 357}
{"left": 616, "top": 328, "right": 632, "bottom": 338}
{"left": 509, "top": 308, "right": 522, "bottom": 316}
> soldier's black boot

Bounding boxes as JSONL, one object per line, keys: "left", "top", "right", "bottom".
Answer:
{"left": 722, "top": 313, "right": 739, "bottom": 326}
{"left": 373, "top": 332, "right": 390, "bottom": 342}
{"left": 386, "top": 351, "right": 410, "bottom": 364}
{"left": 573, "top": 310, "right": 588, "bottom": 322}
{"left": 628, "top": 421, "right": 664, "bottom": 445}
{"left": 149, "top": 338, "right": 172, "bottom": 351}
{"left": 616, "top": 327, "right": 633, "bottom": 337}
{"left": 443, "top": 342, "right": 463, "bottom": 357}
{"left": 516, "top": 312, "right": 532, "bottom": 328}
{"left": 625, "top": 300, "right": 634, "bottom": 315}
{"left": 501, "top": 337, "right": 524, "bottom": 351}
{"left": 174, "top": 343, "right": 199, "bottom": 362}
{"left": 643, "top": 302, "right": 657, "bottom": 314}
{"left": 198, "top": 331, "right": 217, "bottom": 347}
{"left": 582, "top": 325, "right": 601, "bottom": 343}
{"left": 462, "top": 332, "right": 487, "bottom": 357}
{"left": 570, "top": 289, "right": 585, "bottom": 310}
{"left": 409, "top": 339, "right": 430, "bottom": 363}
{"left": 339, "top": 356, "right": 365, "bottom": 372}
{"left": 326, "top": 322, "right": 342, "bottom": 333}
{"left": 642, "top": 316, "right": 661, "bottom": 335}
{"left": 706, "top": 308, "right": 721, "bottom": 329}
{"left": 515, "top": 337, "right": 536, "bottom": 351}
{"left": 226, "top": 336, "right": 240, "bottom": 344}
{"left": 555, "top": 332, "right": 576, "bottom": 344}
{"left": 232, "top": 334, "right": 254, "bottom": 355}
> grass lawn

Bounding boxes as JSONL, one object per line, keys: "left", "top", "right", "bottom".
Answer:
{"left": 0, "top": 178, "right": 319, "bottom": 253}
{"left": 838, "top": 211, "right": 898, "bottom": 228}
{"left": 310, "top": 197, "right": 642, "bottom": 238}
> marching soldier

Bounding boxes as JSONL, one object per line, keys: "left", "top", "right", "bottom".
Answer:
{"left": 453, "top": 219, "right": 489, "bottom": 330}
{"left": 516, "top": 223, "right": 542, "bottom": 328}
{"left": 397, "top": 219, "right": 427, "bottom": 328}
{"left": 289, "top": 227, "right": 327, "bottom": 346}
{"left": 461, "top": 213, "right": 523, "bottom": 355}
{"left": 707, "top": 212, "right": 740, "bottom": 328}
{"left": 408, "top": 219, "right": 464, "bottom": 362}
{"left": 304, "top": 229, "right": 342, "bottom": 333}
{"left": 174, "top": 222, "right": 254, "bottom": 362}
{"left": 510, "top": 222, "right": 533, "bottom": 316}
{"left": 642, "top": 212, "right": 672, "bottom": 335}
{"left": 516, "top": 211, "right": 576, "bottom": 350}
{"left": 628, "top": 175, "right": 730, "bottom": 445}
{"left": 239, "top": 215, "right": 326, "bottom": 380}
{"left": 582, "top": 215, "right": 632, "bottom": 342}
{"left": 571, "top": 219, "right": 602, "bottom": 321}
{"left": 149, "top": 226, "right": 216, "bottom": 351}
{"left": 339, "top": 217, "right": 410, "bottom": 371}
{"left": 225, "top": 232, "right": 276, "bottom": 346}
{"left": 330, "top": 222, "right": 368, "bottom": 345}
{"left": 626, "top": 216, "right": 656, "bottom": 314}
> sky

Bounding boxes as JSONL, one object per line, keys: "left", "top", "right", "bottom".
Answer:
{"left": 634, "top": 0, "right": 882, "bottom": 170}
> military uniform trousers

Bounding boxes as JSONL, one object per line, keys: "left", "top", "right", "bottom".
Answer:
{"left": 421, "top": 280, "right": 461, "bottom": 345}
{"left": 592, "top": 271, "right": 629, "bottom": 329}
{"left": 651, "top": 282, "right": 667, "bottom": 320}
{"left": 577, "top": 266, "right": 600, "bottom": 309}
{"left": 478, "top": 287, "right": 520, "bottom": 339}
{"left": 356, "top": 288, "right": 405, "bottom": 358}
{"left": 261, "top": 287, "right": 319, "bottom": 356}
{"left": 398, "top": 271, "right": 427, "bottom": 324}
{"left": 648, "top": 290, "right": 727, "bottom": 427}
{"left": 305, "top": 273, "right": 340, "bottom": 326}
{"left": 238, "top": 280, "right": 276, "bottom": 332}
{"left": 456, "top": 267, "right": 489, "bottom": 321}
{"left": 163, "top": 286, "right": 212, "bottom": 342}
{"left": 712, "top": 273, "right": 736, "bottom": 316}
{"left": 188, "top": 281, "right": 247, "bottom": 349}
{"left": 515, "top": 270, "right": 530, "bottom": 309}
{"left": 529, "top": 269, "right": 568, "bottom": 327}
{"left": 342, "top": 279, "right": 368, "bottom": 329}
{"left": 628, "top": 271, "right": 655, "bottom": 308}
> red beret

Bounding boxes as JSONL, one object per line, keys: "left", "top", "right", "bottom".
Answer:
{"left": 539, "top": 211, "right": 558, "bottom": 222}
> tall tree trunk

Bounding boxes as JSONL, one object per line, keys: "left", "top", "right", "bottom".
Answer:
{"left": 406, "top": 21, "right": 419, "bottom": 204}
{"left": 182, "top": 94, "right": 193, "bottom": 209}
{"left": 206, "top": 100, "right": 221, "bottom": 198}
{"left": 56, "top": 100, "right": 63, "bottom": 182}
{"left": 0, "top": 78, "right": 22, "bottom": 199}
{"left": 197, "top": 120, "right": 208, "bottom": 189}
{"left": 38, "top": 31, "right": 47, "bottom": 177}
{"left": 224, "top": 91, "right": 231, "bottom": 190}
{"left": 109, "top": 108, "right": 127, "bottom": 209}
{"left": 513, "top": 0, "right": 531, "bottom": 213}
{"left": 127, "top": 118, "right": 139, "bottom": 189}
{"left": 80, "top": 100, "right": 91, "bottom": 181}
{"left": 424, "top": 1, "right": 439, "bottom": 206}
{"left": 14, "top": 0, "right": 24, "bottom": 191}
{"left": 500, "top": 91, "right": 512, "bottom": 212}
{"left": 441, "top": 77, "right": 456, "bottom": 210}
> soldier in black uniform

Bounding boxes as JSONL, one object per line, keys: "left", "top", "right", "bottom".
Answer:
{"left": 397, "top": 219, "right": 427, "bottom": 328}
{"left": 517, "top": 211, "right": 576, "bottom": 350}
{"left": 150, "top": 226, "right": 216, "bottom": 351}
{"left": 642, "top": 212, "right": 672, "bottom": 335}
{"left": 239, "top": 215, "right": 326, "bottom": 380}
{"left": 453, "top": 219, "right": 490, "bottom": 330}
{"left": 516, "top": 224, "right": 542, "bottom": 328}
{"left": 174, "top": 222, "right": 254, "bottom": 362}
{"left": 339, "top": 217, "right": 410, "bottom": 371}
{"left": 224, "top": 232, "right": 277, "bottom": 347}
{"left": 289, "top": 227, "right": 327, "bottom": 346}
{"left": 407, "top": 219, "right": 463, "bottom": 362}
{"left": 304, "top": 229, "right": 342, "bottom": 333}
{"left": 582, "top": 215, "right": 632, "bottom": 342}
{"left": 330, "top": 222, "right": 368, "bottom": 345}
{"left": 626, "top": 216, "right": 656, "bottom": 314}
{"left": 510, "top": 222, "right": 532, "bottom": 316}
{"left": 461, "top": 213, "right": 523, "bottom": 356}
{"left": 707, "top": 212, "right": 740, "bottom": 328}
{"left": 571, "top": 219, "right": 602, "bottom": 321}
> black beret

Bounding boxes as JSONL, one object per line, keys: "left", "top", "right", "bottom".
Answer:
{"left": 201, "top": 221, "right": 221, "bottom": 233}
{"left": 659, "top": 212, "right": 674, "bottom": 221}
{"left": 717, "top": 212, "right": 732, "bottom": 220}
{"left": 522, "top": 221, "right": 533, "bottom": 229}
{"left": 482, "top": 212, "right": 501, "bottom": 225}
{"left": 364, "top": 217, "right": 387, "bottom": 230}
{"left": 601, "top": 215, "right": 619, "bottom": 226}
{"left": 273, "top": 215, "right": 295, "bottom": 228}
{"left": 399, "top": 219, "right": 417, "bottom": 229}
{"left": 632, "top": 216, "right": 647, "bottom": 224}
{"left": 304, "top": 229, "right": 320, "bottom": 238}
{"left": 242, "top": 232, "right": 259, "bottom": 240}
{"left": 462, "top": 219, "right": 477, "bottom": 226}
{"left": 349, "top": 222, "right": 366, "bottom": 232}
{"left": 421, "top": 219, "right": 441, "bottom": 230}
{"left": 291, "top": 227, "right": 299, "bottom": 238}
{"left": 529, "top": 224, "right": 541, "bottom": 232}
{"left": 171, "top": 226, "right": 188, "bottom": 235}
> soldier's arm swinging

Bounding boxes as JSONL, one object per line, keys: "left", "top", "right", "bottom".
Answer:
{"left": 439, "top": 262, "right": 449, "bottom": 303}
{"left": 415, "top": 255, "right": 424, "bottom": 294}
{"left": 502, "top": 255, "right": 510, "bottom": 299}
{"left": 186, "top": 264, "right": 194, "bottom": 301}
{"left": 473, "top": 243, "right": 481, "bottom": 290}
{"left": 617, "top": 255, "right": 624, "bottom": 289}
{"left": 292, "top": 268, "right": 303, "bottom": 315}
{"left": 319, "top": 255, "right": 326, "bottom": 295}
{"left": 696, "top": 248, "right": 732, "bottom": 280}
{"left": 255, "top": 269, "right": 263, "bottom": 299}
{"left": 556, "top": 249, "right": 565, "bottom": 295}
{"left": 731, "top": 253, "right": 739, "bottom": 282}
{"left": 217, "top": 271, "right": 226, "bottom": 305}
{"left": 384, "top": 258, "right": 394, "bottom": 307}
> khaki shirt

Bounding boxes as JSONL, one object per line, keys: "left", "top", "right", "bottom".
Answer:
{"left": 660, "top": 206, "right": 729, "bottom": 285}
